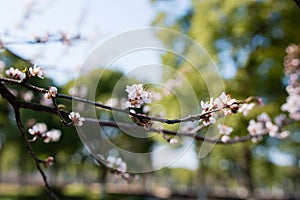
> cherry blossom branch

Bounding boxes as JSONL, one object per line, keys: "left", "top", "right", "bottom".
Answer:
{"left": 0, "top": 82, "right": 59, "bottom": 200}
{"left": 0, "top": 78, "right": 252, "bottom": 145}
{"left": 14, "top": 109, "right": 59, "bottom": 200}
{"left": 0, "top": 77, "right": 235, "bottom": 125}
{"left": 84, "top": 118, "right": 265, "bottom": 144}
{"left": 0, "top": 80, "right": 267, "bottom": 145}
{"left": 0, "top": 33, "right": 84, "bottom": 48}
{"left": 0, "top": 72, "right": 268, "bottom": 146}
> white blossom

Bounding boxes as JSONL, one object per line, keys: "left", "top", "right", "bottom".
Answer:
{"left": 5, "top": 67, "right": 26, "bottom": 81}
{"left": 213, "top": 97, "right": 223, "bottom": 109}
{"left": 169, "top": 138, "right": 178, "bottom": 144}
{"left": 29, "top": 64, "right": 44, "bottom": 79}
{"left": 201, "top": 92, "right": 238, "bottom": 117}
{"left": 278, "top": 131, "right": 289, "bottom": 139}
{"left": 217, "top": 124, "right": 233, "bottom": 135}
{"left": 274, "top": 114, "right": 287, "bottom": 126}
{"left": 28, "top": 123, "right": 47, "bottom": 136}
{"left": 44, "top": 86, "right": 58, "bottom": 99}
{"left": 23, "top": 91, "right": 34, "bottom": 102}
{"left": 43, "top": 129, "right": 62, "bottom": 143}
{"left": 106, "top": 156, "right": 116, "bottom": 168}
{"left": 238, "top": 103, "right": 255, "bottom": 116}
{"left": 219, "top": 92, "right": 237, "bottom": 107}
{"left": 281, "top": 94, "right": 300, "bottom": 120}
{"left": 68, "top": 111, "right": 85, "bottom": 126}
{"left": 219, "top": 92, "right": 229, "bottom": 105}
{"left": 200, "top": 100, "right": 212, "bottom": 110}
{"left": 221, "top": 135, "right": 231, "bottom": 143}
{"left": 257, "top": 112, "right": 271, "bottom": 122}
{"left": 115, "top": 157, "right": 127, "bottom": 173}
{"left": 286, "top": 44, "right": 298, "bottom": 54}
{"left": 247, "top": 120, "right": 264, "bottom": 136}
{"left": 44, "top": 156, "right": 54, "bottom": 167}
{"left": 125, "top": 84, "right": 153, "bottom": 108}
{"left": 106, "top": 156, "right": 127, "bottom": 173}
{"left": 265, "top": 121, "right": 279, "bottom": 137}
{"left": 202, "top": 116, "right": 216, "bottom": 126}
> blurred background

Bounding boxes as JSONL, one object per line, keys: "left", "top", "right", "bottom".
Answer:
{"left": 0, "top": 0, "right": 300, "bottom": 199}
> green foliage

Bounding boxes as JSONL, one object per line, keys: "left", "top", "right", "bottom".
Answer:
{"left": 151, "top": 0, "right": 300, "bottom": 193}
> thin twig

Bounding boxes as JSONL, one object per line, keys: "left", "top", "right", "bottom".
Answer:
{"left": 1, "top": 35, "right": 83, "bottom": 46}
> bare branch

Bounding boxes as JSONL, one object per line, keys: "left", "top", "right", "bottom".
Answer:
{"left": 14, "top": 108, "right": 59, "bottom": 200}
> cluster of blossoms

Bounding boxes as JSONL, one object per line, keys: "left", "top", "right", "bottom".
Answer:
{"left": 217, "top": 124, "right": 233, "bottom": 143}
{"left": 28, "top": 123, "right": 62, "bottom": 143}
{"left": 247, "top": 113, "right": 289, "bottom": 142}
{"left": 125, "top": 84, "right": 153, "bottom": 108}
{"left": 68, "top": 111, "right": 85, "bottom": 126}
{"left": 5, "top": 67, "right": 26, "bottom": 81}
{"left": 281, "top": 44, "right": 300, "bottom": 120}
{"left": 44, "top": 86, "right": 58, "bottom": 99}
{"left": 5, "top": 64, "right": 44, "bottom": 81}
{"left": 106, "top": 156, "right": 127, "bottom": 173}
{"left": 200, "top": 92, "right": 255, "bottom": 126}
{"left": 29, "top": 64, "right": 44, "bottom": 79}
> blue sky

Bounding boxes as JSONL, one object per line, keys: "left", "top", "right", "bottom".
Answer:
{"left": 0, "top": 0, "right": 160, "bottom": 83}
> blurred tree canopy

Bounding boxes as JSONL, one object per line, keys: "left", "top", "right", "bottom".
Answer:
{"left": 0, "top": 0, "right": 300, "bottom": 198}
{"left": 151, "top": 0, "right": 300, "bottom": 196}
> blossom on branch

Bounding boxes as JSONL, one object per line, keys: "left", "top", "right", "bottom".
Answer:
{"left": 125, "top": 84, "right": 153, "bottom": 108}
{"left": 217, "top": 124, "right": 233, "bottom": 135}
{"left": 202, "top": 116, "right": 216, "bottom": 126}
{"left": 43, "top": 129, "right": 62, "bottom": 143}
{"left": 247, "top": 112, "right": 289, "bottom": 141}
{"left": 44, "top": 156, "right": 54, "bottom": 167}
{"left": 281, "top": 43, "right": 300, "bottom": 120}
{"left": 68, "top": 111, "right": 85, "bottom": 126}
{"left": 106, "top": 156, "right": 127, "bottom": 173}
{"left": 28, "top": 123, "right": 62, "bottom": 143}
{"left": 247, "top": 120, "right": 264, "bottom": 136}
{"left": 28, "top": 123, "right": 47, "bottom": 137}
{"left": 5, "top": 67, "right": 26, "bottom": 81}
{"left": 200, "top": 92, "right": 240, "bottom": 126}
{"left": 238, "top": 103, "right": 255, "bottom": 116}
{"left": 217, "top": 124, "right": 233, "bottom": 143}
{"left": 44, "top": 86, "right": 58, "bottom": 99}
{"left": 29, "top": 64, "right": 44, "bottom": 79}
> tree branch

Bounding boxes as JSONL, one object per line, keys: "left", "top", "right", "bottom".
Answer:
{"left": 0, "top": 82, "right": 59, "bottom": 199}
{"left": 14, "top": 108, "right": 59, "bottom": 200}
{"left": 0, "top": 77, "right": 222, "bottom": 124}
